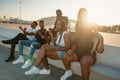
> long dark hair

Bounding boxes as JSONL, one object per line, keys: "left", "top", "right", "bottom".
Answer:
{"left": 76, "top": 8, "right": 88, "bottom": 31}
{"left": 54, "top": 19, "right": 67, "bottom": 44}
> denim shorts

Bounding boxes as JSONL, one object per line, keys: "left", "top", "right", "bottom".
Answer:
{"left": 54, "top": 45, "right": 67, "bottom": 60}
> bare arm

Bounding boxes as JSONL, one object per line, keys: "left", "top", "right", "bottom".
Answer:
{"left": 96, "top": 33, "right": 104, "bottom": 53}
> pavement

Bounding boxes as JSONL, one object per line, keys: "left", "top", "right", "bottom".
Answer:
{"left": 0, "top": 45, "right": 81, "bottom": 80}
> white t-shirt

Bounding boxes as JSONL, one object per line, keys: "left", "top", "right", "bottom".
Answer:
{"left": 26, "top": 28, "right": 37, "bottom": 40}
{"left": 56, "top": 31, "right": 67, "bottom": 46}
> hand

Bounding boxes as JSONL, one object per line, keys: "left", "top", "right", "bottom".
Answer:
{"left": 19, "top": 26, "right": 23, "bottom": 30}
{"left": 36, "top": 30, "right": 42, "bottom": 36}
{"left": 24, "top": 28, "right": 27, "bottom": 31}
{"left": 48, "top": 29, "right": 54, "bottom": 38}
{"left": 67, "top": 49, "right": 73, "bottom": 55}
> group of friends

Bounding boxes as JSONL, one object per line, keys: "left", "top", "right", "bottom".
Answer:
{"left": 2, "top": 8, "right": 104, "bottom": 80}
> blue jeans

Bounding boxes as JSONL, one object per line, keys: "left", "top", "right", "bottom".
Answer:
{"left": 19, "top": 40, "right": 41, "bottom": 59}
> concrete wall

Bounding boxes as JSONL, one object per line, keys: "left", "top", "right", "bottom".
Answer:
{"left": 0, "top": 28, "right": 120, "bottom": 80}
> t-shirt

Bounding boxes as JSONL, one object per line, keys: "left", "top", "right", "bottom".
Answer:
{"left": 26, "top": 28, "right": 37, "bottom": 40}
{"left": 35, "top": 28, "right": 47, "bottom": 44}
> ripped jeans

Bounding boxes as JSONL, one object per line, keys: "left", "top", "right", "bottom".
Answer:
{"left": 18, "top": 40, "right": 41, "bottom": 59}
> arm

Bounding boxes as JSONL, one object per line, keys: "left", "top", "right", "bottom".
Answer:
{"left": 19, "top": 26, "right": 35, "bottom": 35}
{"left": 96, "top": 33, "right": 104, "bottom": 53}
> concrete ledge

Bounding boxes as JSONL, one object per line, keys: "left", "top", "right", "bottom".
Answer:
{"left": 0, "top": 28, "right": 120, "bottom": 80}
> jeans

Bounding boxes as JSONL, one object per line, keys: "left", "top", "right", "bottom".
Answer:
{"left": 19, "top": 40, "right": 41, "bottom": 59}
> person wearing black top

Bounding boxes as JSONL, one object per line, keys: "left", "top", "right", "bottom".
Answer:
{"left": 12, "top": 20, "right": 48, "bottom": 69}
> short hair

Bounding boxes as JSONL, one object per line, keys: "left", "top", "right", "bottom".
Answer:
{"left": 39, "top": 20, "right": 44, "bottom": 23}
{"left": 56, "top": 9, "right": 62, "bottom": 13}
{"left": 33, "top": 21, "right": 38, "bottom": 26}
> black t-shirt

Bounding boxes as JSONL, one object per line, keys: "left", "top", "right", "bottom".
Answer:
{"left": 35, "top": 28, "right": 47, "bottom": 45}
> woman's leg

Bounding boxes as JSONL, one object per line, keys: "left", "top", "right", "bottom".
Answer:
{"left": 60, "top": 53, "right": 78, "bottom": 80}
{"left": 35, "top": 44, "right": 59, "bottom": 67}
{"left": 25, "top": 44, "right": 59, "bottom": 75}
{"left": 62, "top": 53, "right": 78, "bottom": 70}
{"left": 80, "top": 56, "right": 94, "bottom": 80}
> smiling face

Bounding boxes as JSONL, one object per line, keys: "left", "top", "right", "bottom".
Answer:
{"left": 55, "top": 19, "right": 66, "bottom": 32}
{"left": 39, "top": 21, "right": 44, "bottom": 29}
{"left": 56, "top": 9, "right": 62, "bottom": 17}
{"left": 31, "top": 21, "right": 37, "bottom": 29}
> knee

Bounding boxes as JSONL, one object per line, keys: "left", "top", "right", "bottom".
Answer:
{"left": 19, "top": 40, "right": 25, "bottom": 45}
{"left": 31, "top": 43, "right": 35, "bottom": 48}
{"left": 19, "top": 40, "right": 22, "bottom": 44}
{"left": 18, "top": 33, "right": 23, "bottom": 36}
{"left": 62, "top": 54, "right": 70, "bottom": 61}
{"left": 80, "top": 57, "right": 90, "bottom": 67}
{"left": 40, "top": 44, "right": 47, "bottom": 50}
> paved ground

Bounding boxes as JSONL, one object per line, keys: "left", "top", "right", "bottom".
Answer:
{"left": 0, "top": 45, "right": 81, "bottom": 80}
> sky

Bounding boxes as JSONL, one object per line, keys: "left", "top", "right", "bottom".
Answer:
{"left": 0, "top": 0, "right": 120, "bottom": 25}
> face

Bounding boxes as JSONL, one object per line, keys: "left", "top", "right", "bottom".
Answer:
{"left": 56, "top": 10, "right": 62, "bottom": 17}
{"left": 78, "top": 9, "right": 88, "bottom": 21}
{"left": 39, "top": 22, "right": 44, "bottom": 29}
{"left": 55, "top": 20, "right": 62, "bottom": 31}
{"left": 31, "top": 22, "right": 36, "bottom": 29}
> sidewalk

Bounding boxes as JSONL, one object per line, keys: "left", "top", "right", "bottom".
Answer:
{"left": 0, "top": 45, "right": 81, "bottom": 80}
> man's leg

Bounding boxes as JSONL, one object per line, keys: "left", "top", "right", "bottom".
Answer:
{"left": 2, "top": 33, "right": 28, "bottom": 44}
{"left": 80, "top": 56, "right": 94, "bottom": 80}
{"left": 5, "top": 44, "right": 16, "bottom": 62}
{"left": 28, "top": 42, "right": 41, "bottom": 59}
{"left": 21, "top": 42, "right": 41, "bottom": 69}
{"left": 12, "top": 40, "right": 32, "bottom": 64}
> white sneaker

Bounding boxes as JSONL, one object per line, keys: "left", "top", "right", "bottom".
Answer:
{"left": 12, "top": 56, "right": 24, "bottom": 64}
{"left": 25, "top": 66, "right": 39, "bottom": 75}
{"left": 39, "top": 68, "right": 50, "bottom": 75}
{"left": 22, "top": 59, "right": 32, "bottom": 69}
{"left": 60, "top": 70, "right": 72, "bottom": 80}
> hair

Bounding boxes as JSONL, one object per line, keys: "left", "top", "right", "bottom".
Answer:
{"left": 76, "top": 8, "right": 88, "bottom": 31}
{"left": 56, "top": 9, "right": 62, "bottom": 14}
{"left": 54, "top": 19, "right": 67, "bottom": 32}
{"left": 33, "top": 21, "right": 38, "bottom": 26}
{"left": 39, "top": 20, "right": 44, "bottom": 23}
{"left": 54, "top": 19, "right": 67, "bottom": 43}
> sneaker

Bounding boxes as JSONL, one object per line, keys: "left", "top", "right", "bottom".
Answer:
{"left": 25, "top": 66, "right": 39, "bottom": 75}
{"left": 60, "top": 70, "right": 72, "bottom": 80}
{"left": 22, "top": 59, "right": 32, "bottom": 69}
{"left": 39, "top": 68, "right": 50, "bottom": 75}
{"left": 5, "top": 57, "right": 15, "bottom": 62}
{"left": 2, "top": 40, "right": 11, "bottom": 44}
{"left": 12, "top": 56, "right": 24, "bottom": 64}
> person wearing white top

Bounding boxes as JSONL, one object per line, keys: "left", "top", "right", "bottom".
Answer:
{"left": 24, "top": 19, "right": 71, "bottom": 76}
{"left": 2, "top": 21, "right": 38, "bottom": 62}
{"left": 12, "top": 20, "right": 48, "bottom": 70}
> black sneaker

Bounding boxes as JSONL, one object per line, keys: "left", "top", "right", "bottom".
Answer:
{"left": 5, "top": 57, "right": 15, "bottom": 62}
{"left": 2, "top": 40, "right": 11, "bottom": 44}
